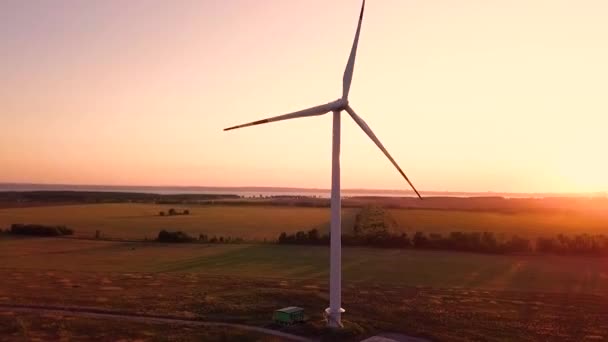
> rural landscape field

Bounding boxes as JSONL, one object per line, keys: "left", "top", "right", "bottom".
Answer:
{"left": 2, "top": 201, "right": 607, "bottom": 240}
{"left": 1, "top": 194, "right": 608, "bottom": 341}
{"left": 0, "top": 203, "right": 356, "bottom": 240}
{"left": 3, "top": 0, "right": 608, "bottom": 340}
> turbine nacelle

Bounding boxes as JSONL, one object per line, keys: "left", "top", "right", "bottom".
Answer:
{"left": 333, "top": 98, "right": 349, "bottom": 111}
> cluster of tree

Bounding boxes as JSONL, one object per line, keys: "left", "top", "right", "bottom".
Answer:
{"left": 157, "top": 230, "right": 195, "bottom": 243}
{"left": 159, "top": 208, "right": 190, "bottom": 216}
{"left": 156, "top": 230, "right": 244, "bottom": 244}
{"left": 276, "top": 229, "right": 531, "bottom": 253}
{"left": 536, "top": 234, "right": 608, "bottom": 256}
{"left": 353, "top": 205, "right": 398, "bottom": 235}
{"left": 344, "top": 231, "right": 412, "bottom": 248}
{"left": 277, "top": 226, "right": 608, "bottom": 256}
{"left": 408, "top": 231, "right": 531, "bottom": 253}
{"left": 9, "top": 224, "right": 74, "bottom": 236}
{"left": 278, "top": 207, "right": 534, "bottom": 253}
{"left": 198, "top": 234, "right": 244, "bottom": 244}
{"left": 278, "top": 229, "right": 328, "bottom": 245}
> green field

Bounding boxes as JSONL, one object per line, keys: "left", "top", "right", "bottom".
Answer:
{"left": 1, "top": 237, "right": 606, "bottom": 294}
{"left": 389, "top": 208, "right": 608, "bottom": 238}
{"left": 0, "top": 204, "right": 356, "bottom": 240}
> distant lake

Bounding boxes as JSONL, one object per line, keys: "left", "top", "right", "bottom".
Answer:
{"left": 0, "top": 184, "right": 416, "bottom": 198}
{"left": 0, "top": 183, "right": 596, "bottom": 199}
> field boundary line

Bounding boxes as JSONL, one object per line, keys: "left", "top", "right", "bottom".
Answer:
{"left": 0, "top": 303, "right": 313, "bottom": 342}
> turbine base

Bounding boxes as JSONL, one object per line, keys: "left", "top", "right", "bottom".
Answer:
{"left": 324, "top": 307, "right": 345, "bottom": 328}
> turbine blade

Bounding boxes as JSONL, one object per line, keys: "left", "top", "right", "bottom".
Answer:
{"left": 345, "top": 105, "right": 422, "bottom": 199}
{"left": 342, "top": 0, "right": 365, "bottom": 99}
{"left": 224, "top": 102, "right": 340, "bottom": 131}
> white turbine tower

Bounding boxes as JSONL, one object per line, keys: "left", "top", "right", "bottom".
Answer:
{"left": 224, "top": 0, "right": 422, "bottom": 328}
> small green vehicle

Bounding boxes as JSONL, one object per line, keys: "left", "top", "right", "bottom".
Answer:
{"left": 273, "top": 306, "right": 305, "bottom": 325}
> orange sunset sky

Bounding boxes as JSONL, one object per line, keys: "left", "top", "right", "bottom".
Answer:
{"left": 1, "top": 0, "right": 607, "bottom": 193}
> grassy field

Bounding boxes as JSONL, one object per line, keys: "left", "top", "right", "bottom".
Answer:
{"left": 0, "top": 312, "right": 281, "bottom": 342}
{"left": 0, "top": 204, "right": 356, "bottom": 240}
{"left": 2, "top": 203, "right": 607, "bottom": 243}
{"left": 1, "top": 237, "right": 606, "bottom": 294}
{"left": 2, "top": 204, "right": 608, "bottom": 340}
{"left": 2, "top": 269, "right": 606, "bottom": 342}
{"left": 389, "top": 208, "right": 608, "bottom": 238}
{"left": 0, "top": 237, "right": 607, "bottom": 340}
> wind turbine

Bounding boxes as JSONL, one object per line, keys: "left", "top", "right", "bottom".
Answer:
{"left": 224, "top": 0, "right": 422, "bottom": 328}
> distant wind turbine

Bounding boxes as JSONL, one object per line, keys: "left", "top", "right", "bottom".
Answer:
{"left": 224, "top": 0, "right": 422, "bottom": 328}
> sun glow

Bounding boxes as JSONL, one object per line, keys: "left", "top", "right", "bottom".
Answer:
{"left": 553, "top": 148, "right": 608, "bottom": 194}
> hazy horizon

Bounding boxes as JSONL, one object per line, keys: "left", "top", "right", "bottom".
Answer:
{"left": 2, "top": 0, "right": 607, "bottom": 193}
{"left": 1, "top": 181, "right": 606, "bottom": 197}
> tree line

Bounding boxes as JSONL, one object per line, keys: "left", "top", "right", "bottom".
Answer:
{"left": 7, "top": 224, "right": 74, "bottom": 236}
{"left": 277, "top": 229, "right": 608, "bottom": 256}
{"left": 276, "top": 205, "right": 608, "bottom": 256}
{"left": 536, "top": 234, "right": 608, "bottom": 256}
{"left": 159, "top": 208, "right": 190, "bottom": 216}
{"left": 156, "top": 230, "right": 243, "bottom": 244}
{"left": 0, "top": 191, "right": 238, "bottom": 205}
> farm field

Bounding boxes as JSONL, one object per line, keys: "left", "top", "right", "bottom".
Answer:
{"left": 2, "top": 205, "right": 608, "bottom": 340}
{"left": 2, "top": 203, "right": 608, "bottom": 243}
{"left": 389, "top": 208, "right": 608, "bottom": 238}
{"left": 1, "top": 237, "right": 607, "bottom": 294}
{"left": 0, "top": 237, "right": 607, "bottom": 341}
{"left": 0, "top": 311, "right": 282, "bottom": 342}
{"left": 0, "top": 204, "right": 356, "bottom": 240}
{"left": 1, "top": 270, "right": 606, "bottom": 342}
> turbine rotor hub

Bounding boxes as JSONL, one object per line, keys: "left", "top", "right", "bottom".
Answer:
{"left": 335, "top": 98, "right": 348, "bottom": 110}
